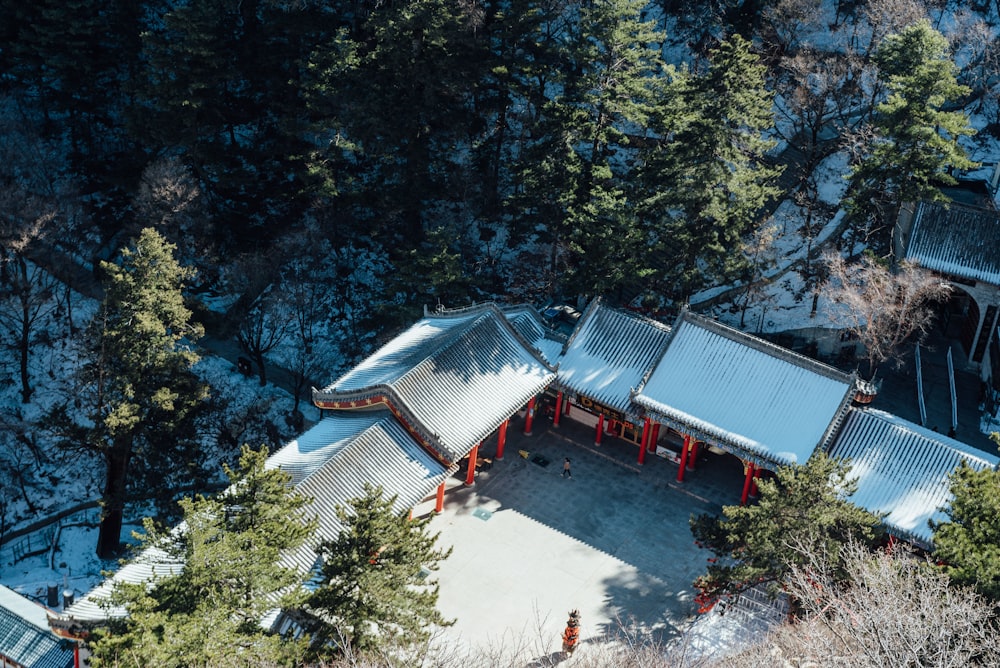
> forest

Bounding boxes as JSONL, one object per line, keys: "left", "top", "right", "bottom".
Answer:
{"left": 0, "top": 0, "right": 995, "bottom": 551}
{"left": 0, "top": 0, "right": 999, "bottom": 657}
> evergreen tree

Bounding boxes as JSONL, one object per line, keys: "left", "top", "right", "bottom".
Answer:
{"left": 690, "top": 453, "right": 883, "bottom": 611}
{"left": 88, "top": 446, "right": 316, "bottom": 667}
{"left": 931, "top": 456, "right": 1000, "bottom": 601}
{"left": 135, "top": 0, "right": 325, "bottom": 240}
{"left": 0, "top": 0, "right": 145, "bottom": 201}
{"left": 510, "top": 0, "right": 668, "bottom": 299}
{"left": 306, "top": 0, "right": 485, "bottom": 245}
{"left": 306, "top": 483, "right": 453, "bottom": 655}
{"left": 51, "top": 229, "right": 209, "bottom": 558}
{"left": 640, "top": 34, "right": 783, "bottom": 301}
{"left": 846, "top": 20, "right": 976, "bottom": 245}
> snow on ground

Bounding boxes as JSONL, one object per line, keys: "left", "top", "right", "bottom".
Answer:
{"left": 0, "top": 268, "right": 318, "bottom": 608}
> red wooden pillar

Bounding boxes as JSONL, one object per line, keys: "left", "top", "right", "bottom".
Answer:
{"left": 649, "top": 423, "right": 661, "bottom": 452}
{"left": 677, "top": 435, "right": 691, "bottom": 483}
{"left": 496, "top": 419, "right": 509, "bottom": 460}
{"left": 553, "top": 392, "right": 563, "bottom": 427}
{"left": 74, "top": 644, "right": 81, "bottom": 668}
{"left": 638, "top": 417, "right": 651, "bottom": 465}
{"left": 435, "top": 482, "right": 446, "bottom": 513}
{"left": 595, "top": 414, "right": 605, "bottom": 445}
{"left": 523, "top": 397, "right": 536, "bottom": 436}
{"left": 564, "top": 400, "right": 571, "bottom": 415}
{"left": 465, "top": 442, "right": 480, "bottom": 486}
{"left": 749, "top": 467, "right": 763, "bottom": 498}
{"left": 687, "top": 441, "right": 699, "bottom": 471}
{"left": 740, "top": 461, "right": 756, "bottom": 505}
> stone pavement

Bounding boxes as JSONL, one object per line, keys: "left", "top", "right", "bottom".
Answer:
{"left": 413, "top": 413, "right": 747, "bottom": 662}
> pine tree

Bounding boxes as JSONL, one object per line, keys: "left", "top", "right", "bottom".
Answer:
{"left": 846, "top": 20, "right": 976, "bottom": 245}
{"left": 306, "top": 483, "right": 453, "bottom": 655}
{"left": 50, "top": 229, "right": 209, "bottom": 559}
{"left": 931, "top": 456, "right": 1000, "bottom": 601}
{"left": 640, "top": 34, "right": 783, "bottom": 301}
{"left": 135, "top": 0, "right": 324, "bottom": 239}
{"left": 510, "top": 0, "right": 669, "bottom": 299}
{"left": 306, "top": 0, "right": 485, "bottom": 245}
{"left": 87, "top": 446, "right": 316, "bottom": 667}
{"left": 0, "top": 0, "right": 145, "bottom": 195}
{"left": 690, "top": 453, "right": 883, "bottom": 611}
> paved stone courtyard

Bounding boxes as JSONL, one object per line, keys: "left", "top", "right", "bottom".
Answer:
{"left": 413, "top": 413, "right": 747, "bottom": 662}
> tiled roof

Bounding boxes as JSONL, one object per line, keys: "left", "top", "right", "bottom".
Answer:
{"left": 905, "top": 200, "right": 1000, "bottom": 284}
{"left": 283, "top": 414, "right": 453, "bottom": 575}
{"left": 66, "top": 412, "right": 451, "bottom": 625}
{"left": 556, "top": 300, "right": 671, "bottom": 415}
{"left": 830, "top": 408, "right": 999, "bottom": 548}
{"left": 634, "top": 312, "right": 856, "bottom": 467}
{"left": 314, "top": 303, "right": 556, "bottom": 463}
{"left": 500, "top": 304, "right": 565, "bottom": 364}
{"left": 63, "top": 538, "right": 185, "bottom": 623}
{"left": 0, "top": 586, "right": 74, "bottom": 668}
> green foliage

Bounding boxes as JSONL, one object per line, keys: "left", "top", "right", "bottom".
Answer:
{"left": 931, "top": 458, "right": 1000, "bottom": 601}
{"left": 846, "top": 20, "right": 977, "bottom": 239}
{"left": 690, "top": 453, "right": 884, "bottom": 610}
{"left": 306, "top": 483, "right": 453, "bottom": 656}
{"left": 87, "top": 445, "right": 316, "bottom": 668}
{"left": 640, "top": 34, "right": 783, "bottom": 300}
{"left": 510, "top": 0, "right": 668, "bottom": 298}
{"left": 306, "top": 0, "right": 485, "bottom": 245}
{"left": 51, "top": 228, "right": 210, "bottom": 558}
{"left": 136, "top": 0, "right": 326, "bottom": 237}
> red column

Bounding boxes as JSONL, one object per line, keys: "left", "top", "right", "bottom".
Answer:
{"left": 553, "top": 392, "right": 563, "bottom": 427}
{"left": 496, "top": 419, "right": 509, "bottom": 460}
{"left": 638, "top": 417, "right": 651, "bottom": 465}
{"left": 465, "top": 443, "right": 480, "bottom": 486}
{"left": 595, "top": 414, "right": 605, "bottom": 445}
{"left": 687, "top": 441, "right": 699, "bottom": 471}
{"left": 677, "top": 435, "right": 691, "bottom": 483}
{"left": 564, "top": 400, "right": 571, "bottom": 415}
{"left": 649, "top": 423, "right": 661, "bottom": 452}
{"left": 523, "top": 397, "right": 536, "bottom": 436}
{"left": 74, "top": 644, "right": 81, "bottom": 668}
{"left": 740, "top": 461, "right": 756, "bottom": 505}
{"left": 749, "top": 467, "right": 762, "bottom": 498}
{"left": 435, "top": 482, "right": 445, "bottom": 513}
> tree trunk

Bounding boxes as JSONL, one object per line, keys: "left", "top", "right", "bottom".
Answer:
{"left": 97, "top": 445, "right": 132, "bottom": 559}
{"left": 253, "top": 351, "right": 267, "bottom": 386}
{"left": 18, "top": 307, "right": 31, "bottom": 404}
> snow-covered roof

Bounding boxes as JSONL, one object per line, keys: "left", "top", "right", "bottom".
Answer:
{"left": 500, "top": 304, "right": 565, "bottom": 364}
{"left": 313, "top": 303, "right": 556, "bottom": 464}
{"left": 830, "top": 408, "right": 1000, "bottom": 549}
{"left": 62, "top": 539, "right": 185, "bottom": 622}
{"left": 905, "top": 200, "right": 1000, "bottom": 285}
{"left": 634, "top": 312, "right": 856, "bottom": 467}
{"left": 556, "top": 300, "right": 671, "bottom": 415}
{"left": 283, "top": 414, "right": 453, "bottom": 575}
{"left": 0, "top": 585, "right": 74, "bottom": 668}
{"left": 65, "top": 412, "right": 451, "bottom": 625}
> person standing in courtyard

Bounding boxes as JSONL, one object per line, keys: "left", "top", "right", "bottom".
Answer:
{"left": 562, "top": 457, "right": 572, "bottom": 478}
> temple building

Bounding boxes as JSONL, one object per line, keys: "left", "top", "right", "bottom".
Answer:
{"left": 44, "top": 299, "right": 1000, "bottom": 646}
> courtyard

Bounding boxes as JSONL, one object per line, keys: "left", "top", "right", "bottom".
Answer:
{"left": 414, "top": 411, "right": 747, "bottom": 662}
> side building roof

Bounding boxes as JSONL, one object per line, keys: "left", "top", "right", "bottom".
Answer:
{"left": 313, "top": 303, "right": 556, "bottom": 465}
{"left": 63, "top": 412, "right": 451, "bottom": 625}
{"left": 905, "top": 200, "right": 1000, "bottom": 285}
{"left": 0, "top": 585, "right": 74, "bottom": 668}
{"left": 829, "top": 408, "right": 1000, "bottom": 549}
{"left": 556, "top": 299, "right": 671, "bottom": 417}
{"left": 634, "top": 311, "right": 857, "bottom": 468}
